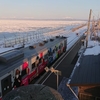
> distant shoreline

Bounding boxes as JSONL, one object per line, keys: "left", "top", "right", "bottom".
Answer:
{"left": 0, "top": 18, "right": 87, "bottom": 21}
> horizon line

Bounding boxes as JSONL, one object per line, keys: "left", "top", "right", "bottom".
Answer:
{"left": 0, "top": 18, "right": 88, "bottom": 21}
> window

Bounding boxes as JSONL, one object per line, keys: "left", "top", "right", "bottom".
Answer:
{"left": 53, "top": 49, "right": 55, "bottom": 53}
{"left": 1, "top": 75, "right": 12, "bottom": 96}
{"left": 48, "top": 50, "right": 50, "bottom": 56}
{"left": 61, "top": 43, "right": 63, "bottom": 47}
{"left": 21, "top": 61, "right": 29, "bottom": 77}
{"left": 44, "top": 54, "right": 48, "bottom": 60}
{"left": 55, "top": 46, "right": 58, "bottom": 51}
{"left": 21, "top": 69, "right": 26, "bottom": 77}
{"left": 35, "top": 60, "right": 39, "bottom": 67}
{"left": 4, "top": 79, "right": 9, "bottom": 90}
{"left": 59, "top": 45, "right": 61, "bottom": 49}
{"left": 39, "top": 58, "right": 42, "bottom": 64}
{"left": 36, "top": 56, "right": 39, "bottom": 60}
{"left": 32, "top": 62, "right": 36, "bottom": 69}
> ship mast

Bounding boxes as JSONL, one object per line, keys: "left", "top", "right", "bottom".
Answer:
{"left": 86, "top": 9, "right": 92, "bottom": 47}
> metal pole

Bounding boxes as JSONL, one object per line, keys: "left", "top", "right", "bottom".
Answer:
{"left": 67, "top": 84, "right": 79, "bottom": 100}
{"left": 90, "top": 16, "right": 94, "bottom": 40}
{"left": 86, "top": 9, "right": 92, "bottom": 48}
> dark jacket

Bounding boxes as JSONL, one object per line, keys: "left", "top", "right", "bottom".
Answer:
{"left": 13, "top": 75, "right": 21, "bottom": 88}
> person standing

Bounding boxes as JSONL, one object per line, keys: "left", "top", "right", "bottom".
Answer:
{"left": 13, "top": 69, "right": 21, "bottom": 88}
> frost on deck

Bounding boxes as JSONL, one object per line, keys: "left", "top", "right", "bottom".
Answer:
{"left": 3, "top": 84, "right": 63, "bottom": 100}
{"left": 58, "top": 77, "right": 78, "bottom": 100}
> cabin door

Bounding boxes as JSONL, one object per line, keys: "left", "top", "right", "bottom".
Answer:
{"left": 1, "top": 75, "right": 12, "bottom": 96}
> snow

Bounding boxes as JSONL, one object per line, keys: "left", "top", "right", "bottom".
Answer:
{"left": 84, "top": 40, "right": 100, "bottom": 55}
{"left": 0, "top": 20, "right": 85, "bottom": 32}
{"left": 0, "top": 20, "right": 87, "bottom": 54}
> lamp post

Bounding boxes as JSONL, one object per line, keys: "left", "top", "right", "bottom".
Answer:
{"left": 45, "top": 67, "right": 61, "bottom": 90}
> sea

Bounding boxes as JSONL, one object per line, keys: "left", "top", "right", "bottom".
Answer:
{"left": 0, "top": 19, "right": 86, "bottom": 32}
{"left": 0, "top": 19, "right": 86, "bottom": 53}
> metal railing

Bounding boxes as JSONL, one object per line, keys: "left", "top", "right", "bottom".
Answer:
{"left": 79, "top": 93, "right": 100, "bottom": 100}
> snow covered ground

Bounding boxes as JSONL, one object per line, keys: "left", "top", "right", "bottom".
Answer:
{"left": 84, "top": 40, "right": 100, "bottom": 55}
{"left": 0, "top": 20, "right": 87, "bottom": 54}
{"left": 0, "top": 20, "right": 86, "bottom": 32}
